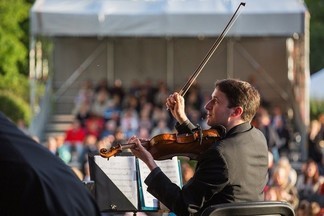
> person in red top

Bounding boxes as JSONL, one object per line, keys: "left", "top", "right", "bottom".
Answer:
{"left": 64, "top": 118, "right": 86, "bottom": 165}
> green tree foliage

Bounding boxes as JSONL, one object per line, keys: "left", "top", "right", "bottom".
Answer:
{"left": 305, "top": 0, "right": 324, "bottom": 74}
{"left": 310, "top": 99, "right": 324, "bottom": 120}
{"left": 0, "top": 0, "right": 31, "bottom": 115}
{"left": 0, "top": 91, "right": 31, "bottom": 125}
{"left": 0, "top": 0, "right": 30, "bottom": 76}
{"left": 0, "top": 73, "right": 30, "bottom": 101}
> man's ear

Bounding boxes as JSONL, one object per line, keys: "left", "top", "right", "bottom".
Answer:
{"left": 231, "top": 106, "right": 243, "bottom": 117}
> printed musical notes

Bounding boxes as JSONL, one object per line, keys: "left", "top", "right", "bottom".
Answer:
{"left": 138, "top": 157, "right": 182, "bottom": 209}
{"left": 92, "top": 155, "right": 181, "bottom": 211}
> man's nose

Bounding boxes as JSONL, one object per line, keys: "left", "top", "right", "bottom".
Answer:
{"left": 204, "top": 101, "right": 211, "bottom": 110}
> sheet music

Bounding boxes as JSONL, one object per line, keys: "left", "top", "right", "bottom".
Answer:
{"left": 138, "top": 157, "right": 181, "bottom": 208}
{"left": 94, "top": 155, "right": 138, "bottom": 208}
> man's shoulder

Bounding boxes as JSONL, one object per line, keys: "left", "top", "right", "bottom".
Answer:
{"left": 213, "top": 126, "right": 267, "bottom": 157}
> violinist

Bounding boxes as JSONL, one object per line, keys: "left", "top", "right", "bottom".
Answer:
{"left": 129, "top": 78, "right": 269, "bottom": 215}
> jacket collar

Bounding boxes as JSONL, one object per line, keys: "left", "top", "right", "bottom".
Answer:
{"left": 225, "top": 122, "right": 252, "bottom": 137}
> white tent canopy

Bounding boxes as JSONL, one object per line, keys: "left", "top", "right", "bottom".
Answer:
{"left": 31, "top": 0, "right": 307, "bottom": 37}
{"left": 29, "top": 0, "right": 310, "bottom": 160}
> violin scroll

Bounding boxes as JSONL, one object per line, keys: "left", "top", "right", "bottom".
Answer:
{"left": 100, "top": 145, "right": 123, "bottom": 159}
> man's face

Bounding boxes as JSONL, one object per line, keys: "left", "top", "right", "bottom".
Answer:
{"left": 204, "top": 88, "right": 233, "bottom": 127}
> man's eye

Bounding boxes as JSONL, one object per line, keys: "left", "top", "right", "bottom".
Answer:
{"left": 211, "top": 99, "right": 217, "bottom": 104}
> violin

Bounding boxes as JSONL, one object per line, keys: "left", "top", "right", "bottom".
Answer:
{"left": 99, "top": 2, "right": 245, "bottom": 161}
{"left": 100, "top": 128, "right": 222, "bottom": 160}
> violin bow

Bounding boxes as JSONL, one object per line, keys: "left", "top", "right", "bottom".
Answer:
{"left": 179, "top": 2, "right": 246, "bottom": 97}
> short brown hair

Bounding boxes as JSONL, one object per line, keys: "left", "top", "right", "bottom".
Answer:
{"left": 215, "top": 79, "right": 260, "bottom": 122}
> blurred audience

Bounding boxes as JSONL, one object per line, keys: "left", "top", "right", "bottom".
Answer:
{"left": 265, "top": 165, "right": 299, "bottom": 210}
{"left": 64, "top": 118, "right": 86, "bottom": 166}
{"left": 41, "top": 78, "right": 323, "bottom": 215}
{"left": 308, "top": 119, "right": 323, "bottom": 165}
{"left": 271, "top": 106, "right": 292, "bottom": 157}
{"left": 254, "top": 107, "right": 282, "bottom": 163}
{"left": 296, "top": 159, "right": 324, "bottom": 207}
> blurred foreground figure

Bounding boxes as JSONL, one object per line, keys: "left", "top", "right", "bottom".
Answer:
{"left": 0, "top": 112, "right": 100, "bottom": 216}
